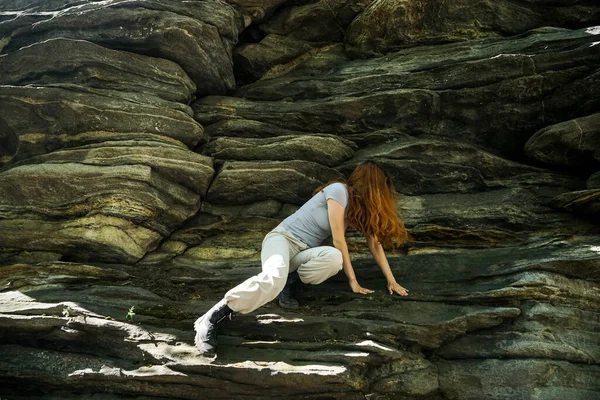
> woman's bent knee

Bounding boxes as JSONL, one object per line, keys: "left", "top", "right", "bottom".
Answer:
{"left": 328, "top": 247, "right": 343, "bottom": 271}
{"left": 299, "top": 247, "right": 343, "bottom": 285}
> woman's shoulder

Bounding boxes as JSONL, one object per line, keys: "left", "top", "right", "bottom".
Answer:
{"left": 326, "top": 182, "right": 346, "bottom": 189}
{"left": 323, "top": 181, "right": 348, "bottom": 193}
{"left": 322, "top": 182, "right": 348, "bottom": 200}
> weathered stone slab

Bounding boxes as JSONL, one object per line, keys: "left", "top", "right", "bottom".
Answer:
{"left": 195, "top": 89, "right": 437, "bottom": 135}
{"left": 207, "top": 160, "right": 344, "bottom": 205}
{"left": 205, "top": 135, "right": 355, "bottom": 166}
{"left": 204, "top": 118, "right": 353, "bottom": 140}
{"left": 237, "top": 42, "right": 349, "bottom": 83}
{"left": 337, "top": 138, "right": 580, "bottom": 195}
{"left": 233, "top": 34, "right": 315, "bottom": 84}
{"left": 551, "top": 189, "right": 600, "bottom": 223}
{"left": 0, "top": 288, "right": 440, "bottom": 399}
{"left": 376, "top": 260, "right": 600, "bottom": 311}
{"left": 0, "top": 162, "right": 204, "bottom": 263}
{"left": 438, "top": 301, "right": 600, "bottom": 364}
{"left": 16, "top": 140, "right": 215, "bottom": 194}
{"left": 0, "top": 86, "right": 204, "bottom": 166}
{"left": 0, "top": 0, "right": 242, "bottom": 95}
{"left": 0, "top": 38, "right": 195, "bottom": 105}
{"left": 438, "top": 359, "right": 600, "bottom": 400}
{"left": 260, "top": 0, "right": 373, "bottom": 42}
{"left": 240, "top": 25, "right": 600, "bottom": 100}
{"left": 397, "top": 188, "right": 597, "bottom": 245}
{"left": 202, "top": 28, "right": 600, "bottom": 158}
{"left": 137, "top": 212, "right": 281, "bottom": 268}
{"left": 345, "top": 0, "right": 600, "bottom": 57}
{"left": 0, "top": 1, "right": 88, "bottom": 12}
{"left": 0, "top": 263, "right": 130, "bottom": 293}
{"left": 319, "top": 299, "right": 520, "bottom": 349}
{"left": 226, "top": 0, "right": 290, "bottom": 26}
{"left": 383, "top": 237, "right": 600, "bottom": 282}
{"left": 0, "top": 344, "right": 358, "bottom": 399}
{"left": 525, "top": 113, "right": 600, "bottom": 166}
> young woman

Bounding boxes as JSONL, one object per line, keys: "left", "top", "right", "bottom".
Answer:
{"left": 195, "top": 160, "right": 409, "bottom": 356}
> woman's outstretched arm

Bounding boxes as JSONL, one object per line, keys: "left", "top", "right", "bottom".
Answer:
{"left": 367, "top": 236, "right": 409, "bottom": 296}
{"left": 328, "top": 199, "right": 374, "bottom": 295}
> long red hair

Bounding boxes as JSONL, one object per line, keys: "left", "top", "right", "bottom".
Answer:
{"left": 346, "top": 161, "right": 408, "bottom": 248}
{"left": 317, "top": 161, "right": 408, "bottom": 248}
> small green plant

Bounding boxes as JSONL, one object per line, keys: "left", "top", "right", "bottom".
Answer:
{"left": 126, "top": 306, "right": 135, "bottom": 321}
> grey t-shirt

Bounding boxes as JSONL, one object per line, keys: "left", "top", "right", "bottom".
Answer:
{"left": 282, "top": 182, "right": 348, "bottom": 248}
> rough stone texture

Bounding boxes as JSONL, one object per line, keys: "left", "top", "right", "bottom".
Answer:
{"left": 0, "top": 38, "right": 204, "bottom": 166}
{"left": 0, "top": 38, "right": 196, "bottom": 105}
{"left": 227, "top": 0, "right": 291, "bottom": 26}
{"left": 345, "top": 0, "right": 600, "bottom": 57}
{"left": 589, "top": 171, "right": 600, "bottom": 189}
{"left": 0, "top": 85, "right": 204, "bottom": 164}
{"left": 231, "top": 0, "right": 375, "bottom": 84}
{"left": 338, "top": 138, "right": 580, "bottom": 195}
{"left": 1, "top": 238, "right": 598, "bottom": 399}
{"left": 233, "top": 34, "right": 317, "bottom": 84}
{"left": 261, "top": 0, "right": 374, "bottom": 42}
{"left": 525, "top": 113, "right": 600, "bottom": 167}
{"left": 551, "top": 189, "right": 600, "bottom": 224}
{"left": 438, "top": 359, "right": 600, "bottom": 400}
{"left": 204, "top": 134, "right": 355, "bottom": 166}
{"left": 0, "top": 159, "right": 210, "bottom": 264}
{"left": 0, "top": 0, "right": 242, "bottom": 95}
{"left": 438, "top": 301, "right": 600, "bottom": 364}
{"left": 397, "top": 188, "right": 597, "bottom": 247}
{"left": 0, "top": 6, "right": 214, "bottom": 265}
{"left": 207, "top": 160, "right": 344, "bottom": 205}
{"left": 201, "top": 28, "right": 600, "bottom": 158}
{"left": 1, "top": 0, "right": 600, "bottom": 399}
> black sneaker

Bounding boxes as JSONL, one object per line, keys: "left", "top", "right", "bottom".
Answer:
{"left": 278, "top": 271, "right": 302, "bottom": 309}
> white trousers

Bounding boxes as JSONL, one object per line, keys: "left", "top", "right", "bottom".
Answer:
{"left": 224, "top": 225, "right": 343, "bottom": 314}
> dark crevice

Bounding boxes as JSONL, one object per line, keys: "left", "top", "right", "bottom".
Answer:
{"left": 0, "top": 116, "right": 19, "bottom": 163}
{"left": 237, "top": 24, "right": 268, "bottom": 47}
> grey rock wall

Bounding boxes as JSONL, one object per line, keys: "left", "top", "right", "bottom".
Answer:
{"left": 0, "top": 0, "right": 599, "bottom": 399}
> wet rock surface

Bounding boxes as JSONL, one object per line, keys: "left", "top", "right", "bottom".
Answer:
{"left": 1, "top": 0, "right": 600, "bottom": 398}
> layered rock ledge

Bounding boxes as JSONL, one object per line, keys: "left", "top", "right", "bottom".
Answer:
{"left": 0, "top": 0, "right": 599, "bottom": 398}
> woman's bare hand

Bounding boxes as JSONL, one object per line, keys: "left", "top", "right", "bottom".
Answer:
{"left": 350, "top": 279, "right": 374, "bottom": 295}
{"left": 388, "top": 281, "right": 409, "bottom": 296}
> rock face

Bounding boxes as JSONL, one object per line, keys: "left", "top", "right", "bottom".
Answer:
{"left": 207, "top": 160, "right": 345, "bottom": 204}
{"left": 1, "top": 0, "right": 600, "bottom": 399}
{"left": 525, "top": 113, "right": 600, "bottom": 167}
{"left": 0, "top": 34, "right": 213, "bottom": 265}
{"left": 204, "top": 134, "right": 355, "bottom": 165}
{"left": 0, "top": 0, "right": 242, "bottom": 95}
{"left": 345, "top": 0, "right": 600, "bottom": 57}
